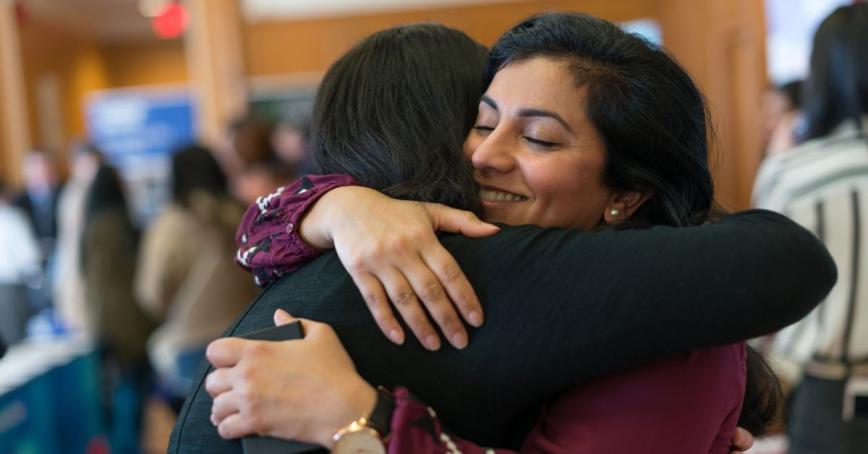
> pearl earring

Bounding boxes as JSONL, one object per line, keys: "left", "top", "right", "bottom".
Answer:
{"left": 609, "top": 208, "right": 620, "bottom": 217}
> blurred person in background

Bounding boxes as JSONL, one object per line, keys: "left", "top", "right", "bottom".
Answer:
{"left": 753, "top": 4, "right": 868, "bottom": 453}
{"left": 81, "top": 164, "right": 157, "bottom": 453}
{"left": 0, "top": 177, "right": 42, "bottom": 345}
{"left": 230, "top": 158, "right": 298, "bottom": 205}
{"left": 220, "top": 112, "right": 275, "bottom": 178}
{"left": 223, "top": 113, "right": 297, "bottom": 204}
{"left": 763, "top": 80, "right": 803, "bottom": 157}
{"left": 135, "top": 143, "right": 258, "bottom": 414}
{"left": 272, "top": 119, "right": 310, "bottom": 174}
{"left": 13, "top": 148, "right": 62, "bottom": 313}
{"left": 14, "top": 148, "right": 61, "bottom": 263}
{"left": 54, "top": 143, "right": 103, "bottom": 334}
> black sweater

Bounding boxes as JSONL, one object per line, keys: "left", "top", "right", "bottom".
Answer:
{"left": 170, "top": 210, "right": 836, "bottom": 452}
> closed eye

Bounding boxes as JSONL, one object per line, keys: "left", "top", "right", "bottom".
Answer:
{"left": 524, "top": 136, "right": 559, "bottom": 147}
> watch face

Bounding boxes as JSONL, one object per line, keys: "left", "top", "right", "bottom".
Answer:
{"left": 331, "top": 429, "right": 385, "bottom": 454}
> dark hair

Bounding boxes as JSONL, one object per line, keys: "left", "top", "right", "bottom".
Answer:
{"left": 171, "top": 143, "right": 228, "bottom": 208}
{"left": 488, "top": 13, "right": 715, "bottom": 228}
{"left": 228, "top": 113, "right": 276, "bottom": 167}
{"left": 778, "top": 80, "right": 803, "bottom": 111}
{"left": 311, "top": 23, "right": 488, "bottom": 212}
{"left": 801, "top": 3, "right": 868, "bottom": 142}
{"left": 490, "top": 12, "right": 780, "bottom": 435}
{"left": 84, "top": 165, "right": 132, "bottom": 228}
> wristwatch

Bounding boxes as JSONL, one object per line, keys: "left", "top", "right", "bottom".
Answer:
{"left": 331, "top": 387, "right": 395, "bottom": 454}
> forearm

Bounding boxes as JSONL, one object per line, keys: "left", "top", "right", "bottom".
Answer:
{"left": 458, "top": 210, "right": 836, "bottom": 385}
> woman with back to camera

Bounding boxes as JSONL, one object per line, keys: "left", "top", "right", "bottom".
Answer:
{"left": 135, "top": 144, "right": 259, "bottom": 412}
{"left": 172, "top": 16, "right": 835, "bottom": 454}
{"left": 753, "top": 4, "right": 868, "bottom": 453}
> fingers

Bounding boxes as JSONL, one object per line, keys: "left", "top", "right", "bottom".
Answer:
{"left": 426, "top": 203, "right": 499, "bottom": 237}
{"left": 349, "top": 272, "right": 405, "bottom": 345}
{"left": 378, "top": 267, "right": 441, "bottom": 351}
{"left": 422, "top": 245, "right": 483, "bottom": 328}
{"left": 731, "top": 427, "right": 754, "bottom": 451}
{"left": 273, "top": 308, "right": 296, "bottom": 326}
{"left": 211, "top": 389, "right": 240, "bottom": 426}
{"left": 216, "top": 411, "right": 256, "bottom": 440}
{"left": 205, "top": 368, "right": 233, "bottom": 398}
{"left": 401, "top": 255, "right": 468, "bottom": 349}
{"left": 206, "top": 337, "right": 247, "bottom": 368}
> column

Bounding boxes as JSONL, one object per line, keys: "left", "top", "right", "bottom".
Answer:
{"left": 0, "top": 0, "right": 31, "bottom": 187}
{"left": 183, "top": 0, "right": 248, "bottom": 149}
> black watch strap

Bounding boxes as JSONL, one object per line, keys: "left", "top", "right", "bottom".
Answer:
{"left": 367, "top": 386, "right": 396, "bottom": 438}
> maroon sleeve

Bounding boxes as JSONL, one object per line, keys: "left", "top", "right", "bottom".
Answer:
{"left": 234, "top": 174, "right": 358, "bottom": 287}
{"left": 387, "top": 387, "right": 517, "bottom": 454}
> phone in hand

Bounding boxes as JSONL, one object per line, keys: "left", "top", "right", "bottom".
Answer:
{"left": 238, "top": 321, "right": 326, "bottom": 454}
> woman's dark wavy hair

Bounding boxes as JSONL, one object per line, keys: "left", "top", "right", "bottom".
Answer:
{"left": 488, "top": 13, "right": 715, "bottom": 228}
{"left": 489, "top": 12, "right": 781, "bottom": 435}
{"left": 800, "top": 3, "right": 868, "bottom": 142}
{"left": 171, "top": 143, "right": 228, "bottom": 209}
{"left": 311, "top": 23, "right": 487, "bottom": 212}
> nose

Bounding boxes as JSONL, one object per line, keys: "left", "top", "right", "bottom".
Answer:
{"left": 470, "top": 128, "right": 515, "bottom": 175}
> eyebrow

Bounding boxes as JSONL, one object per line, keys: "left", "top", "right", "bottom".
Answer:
{"left": 480, "top": 95, "right": 574, "bottom": 133}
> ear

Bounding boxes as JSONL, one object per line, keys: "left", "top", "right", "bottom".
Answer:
{"left": 603, "top": 189, "right": 652, "bottom": 225}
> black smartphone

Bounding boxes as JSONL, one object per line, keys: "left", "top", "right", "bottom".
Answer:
{"left": 238, "top": 321, "right": 326, "bottom": 454}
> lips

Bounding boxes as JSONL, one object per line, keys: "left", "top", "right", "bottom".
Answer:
{"left": 479, "top": 186, "right": 528, "bottom": 202}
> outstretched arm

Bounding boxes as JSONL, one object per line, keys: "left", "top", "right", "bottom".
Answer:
{"left": 205, "top": 312, "right": 756, "bottom": 454}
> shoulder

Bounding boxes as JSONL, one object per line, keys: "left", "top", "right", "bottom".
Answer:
{"left": 755, "top": 135, "right": 868, "bottom": 210}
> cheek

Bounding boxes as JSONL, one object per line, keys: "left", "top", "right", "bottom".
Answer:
{"left": 527, "top": 155, "right": 610, "bottom": 226}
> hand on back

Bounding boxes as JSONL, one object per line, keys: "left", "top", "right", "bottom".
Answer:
{"left": 300, "top": 186, "right": 499, "bottom": 350}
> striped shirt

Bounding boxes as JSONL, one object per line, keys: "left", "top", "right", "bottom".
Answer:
{"left": 753, "top": 118, "right": 868, "bottom": 380}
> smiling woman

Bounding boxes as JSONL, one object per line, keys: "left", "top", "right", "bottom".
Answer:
{"left": 467, "top": 58, "right": 615, "bottom": 230}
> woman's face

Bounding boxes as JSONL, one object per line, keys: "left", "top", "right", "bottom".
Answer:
{"left": 464, "top": 56, "right": 614, "bottom": 230}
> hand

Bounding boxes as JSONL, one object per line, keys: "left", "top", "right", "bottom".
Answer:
{"left": 205, "top": 309, "right": 377, "bottom": 448}
{"left": 300, "top": 186, "right": 499, "bottom": 350}
{"left": 729, "top": 426, "right": 754, "bottom": 454}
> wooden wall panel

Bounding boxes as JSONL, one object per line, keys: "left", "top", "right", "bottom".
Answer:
{"left": 657, "top": 0, "right": 767, "bottom": 210}
{"left": 243, "top": 0, "right": 655, "bottom": 76}
{"left": 17, "top": 17, "right": 108, "bottom": 174}
{"left": 103, "top": 40, "right": 188, "bottom": 88}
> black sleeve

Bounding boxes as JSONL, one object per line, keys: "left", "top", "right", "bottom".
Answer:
{"left": 448, "top": 209, "right": 836, "bottom": 388}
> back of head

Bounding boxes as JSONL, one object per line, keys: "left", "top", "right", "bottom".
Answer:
{"left": 801, "top": 3, "right": 868, "bottom": 141}
{"left": 311, "top": 23, "right": 488, "bottom": 212}
{"left": 488, "top": 13, "right": 714, "bottom": 227}
{"left": 171, "top": 143, "right": 228, "bottom": 208}
{"left": 83, "top": 165, "right": 132, "bottom": 229}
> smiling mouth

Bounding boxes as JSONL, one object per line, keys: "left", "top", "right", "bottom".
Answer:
{"left": 479, "top": 188, "right": 528, "bottom": 202}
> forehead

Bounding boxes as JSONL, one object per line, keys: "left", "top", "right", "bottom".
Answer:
{"left": 484, "top": 56, "right": 589, "bottom": 124}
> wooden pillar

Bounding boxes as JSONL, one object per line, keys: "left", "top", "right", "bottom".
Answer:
{"left": 183, "top": 0, "right": 248, "bottom": 149}
{"left": 0, "top": 0, "right": 31, "bottom": 187}
{"left": 656, "top": 0, "right": 767, "bottom": 211}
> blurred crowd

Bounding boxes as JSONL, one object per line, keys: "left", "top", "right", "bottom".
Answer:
{"left": 0, "top": 113, "right": 307, "bottom": 451}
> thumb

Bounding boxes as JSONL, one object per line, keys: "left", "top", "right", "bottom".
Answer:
{"left": 273, "top": 308, "right": 296, "bottom": 326}
{"left": 425, "top": 204, "right": 499, "bottom": 237}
